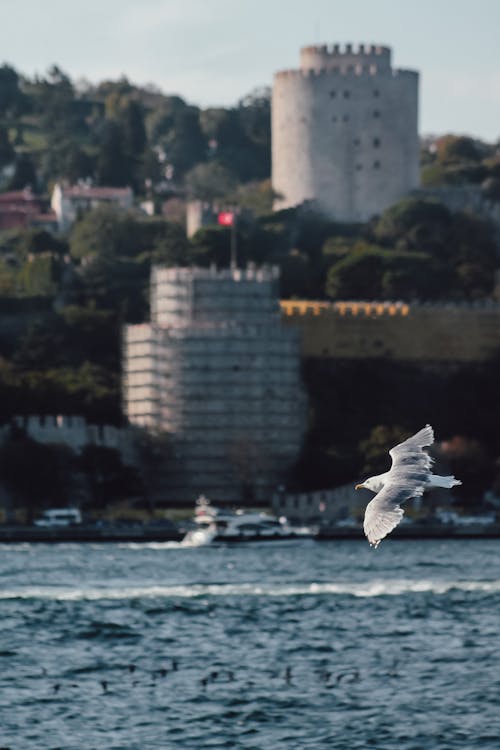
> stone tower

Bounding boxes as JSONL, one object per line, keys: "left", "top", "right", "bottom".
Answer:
{"left": 272, "top": 44, "right": 419, "bottom": 222}
{"left": 123, "top": 265, "right": 306, "bottom": 504}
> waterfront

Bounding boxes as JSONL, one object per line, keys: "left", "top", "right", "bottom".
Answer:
{"left": 1, "top": 539, "right": 500, "bottom": 749}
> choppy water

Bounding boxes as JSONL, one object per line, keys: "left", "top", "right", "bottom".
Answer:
{"left": 1, "top": 539, "right": 500, "bottom": 749}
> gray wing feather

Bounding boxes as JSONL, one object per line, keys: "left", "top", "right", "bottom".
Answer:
{"left": 364, "top": 425, "right": 435, "bottom": 548}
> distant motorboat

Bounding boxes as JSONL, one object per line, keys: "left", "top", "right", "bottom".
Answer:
{"left": 181, "top": 495, "right": 314, "bottom": 545}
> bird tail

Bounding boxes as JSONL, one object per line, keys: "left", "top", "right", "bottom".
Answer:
{"left": 429, "top": 474, "right": 461, "bottom": 489}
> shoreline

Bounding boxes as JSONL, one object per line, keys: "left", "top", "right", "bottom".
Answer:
{"left": 0, "top": 523, "right": 500, "bottom": 543}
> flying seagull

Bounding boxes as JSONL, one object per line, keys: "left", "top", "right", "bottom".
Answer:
{"left": 355, "top": 425, "right": 461, "bottom": 548}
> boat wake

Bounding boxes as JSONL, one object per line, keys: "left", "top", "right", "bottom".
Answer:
{"left": 2, "top": 578, "right": 500, "bottom": 601}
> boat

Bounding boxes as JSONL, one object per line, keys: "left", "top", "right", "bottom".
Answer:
{"left": 181, "top": 495, "right": 315, "bottom": 545}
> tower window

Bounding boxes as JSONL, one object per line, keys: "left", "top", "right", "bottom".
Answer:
{"left": 353, "top": 138, "right": 361, "bottom": 146}
{"left": 343, "top": 90, "right": 350, "bottom": 99}
{"left": 374, "top": 161, "right": 381, "bottom": 169}
{"left": 356, "top": 164, "right": 363, "bottom": 171}
{"left": 343, "top": 114, "right": 350, "bottom": 122}
{"left": 330, "top": 90, "right": 336, "bottom": 98}
{"left": 373, "top": 110, "right": 380, "bottom": 118}
{"left": 373, "top": 138, "right": 380, "bottom": 148}
{"left": 332, "top": 116, "right": 338, "bottom": 123}
{"left": 374, "top": 89, "right": 380, "bottom": 97}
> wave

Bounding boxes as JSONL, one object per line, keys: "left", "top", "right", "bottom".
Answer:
{"left": 1, "top": 579, "right": 500, "bottom": 601}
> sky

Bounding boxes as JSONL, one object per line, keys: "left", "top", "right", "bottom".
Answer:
{"left": 1, "top": 0, "right": 499, "bottom": 140}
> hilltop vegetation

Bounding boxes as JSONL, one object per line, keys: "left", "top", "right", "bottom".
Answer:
{"left": 0, "top": 63, "right": 270, "bottom": 197}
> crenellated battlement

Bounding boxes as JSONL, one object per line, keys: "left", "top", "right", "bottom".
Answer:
{"left": 152, "top": 264, "right": 280, "bottom": 284}
{"left": 280, "top": 300, "right": 410, "bottom": 318}
{"left": 301, "top": 43, "right": 390, "bottom": 58}
{"left": 300, "top": 42, "right": 391, "bottom": 73}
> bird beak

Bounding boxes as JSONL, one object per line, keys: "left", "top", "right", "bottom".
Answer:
{"left": 355, "top": 484, "right": 364, "bottom": 490}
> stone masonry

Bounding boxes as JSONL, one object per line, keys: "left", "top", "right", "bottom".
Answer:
{"left": 272, "top": 43, "right": 419, "bottom": 222}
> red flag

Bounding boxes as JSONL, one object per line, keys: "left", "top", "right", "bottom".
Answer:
{"left": 218, "top": 211, "right": 234, "bottom": 226}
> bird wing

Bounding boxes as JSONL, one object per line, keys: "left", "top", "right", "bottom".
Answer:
{"left": 364, "top": 484, "right": 413, "bottom": 548}
{"left": 364, "top": 425, "right": 435, "bottom": 548}
{"left": 389, "top": 424, "right": 434, "bottom": 473}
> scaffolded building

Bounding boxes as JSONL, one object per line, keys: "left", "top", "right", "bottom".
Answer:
{"left": 123, "top": 266, "right": 306, "bottom": 503}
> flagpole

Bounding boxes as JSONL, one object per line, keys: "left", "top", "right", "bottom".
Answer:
{"left": 230, "top": 210, "right": 237, "bottom": 270}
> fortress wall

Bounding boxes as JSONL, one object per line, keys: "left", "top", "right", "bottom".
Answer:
{"left": 280, "top": 301, "right": 500, "bottom": 363}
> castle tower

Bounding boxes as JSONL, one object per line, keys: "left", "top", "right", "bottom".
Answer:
{"left": 272, "top": 44, "right": 419, "bottom": 222}
{"left": 123, "top": 266, "right": 306, "bottom": 504}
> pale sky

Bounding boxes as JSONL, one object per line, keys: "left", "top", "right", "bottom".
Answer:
{"left": 1, "top": 0, "right": 499, "bottom": 140}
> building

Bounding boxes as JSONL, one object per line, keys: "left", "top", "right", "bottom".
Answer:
{"left": 0, "top": 188, "right": 57, "bottom": 231}
{"left": 186, "top": 200, "right": 217, "bottom": 237}
{"left": 51, "top": 182, "right": 134, "bottom": 232}
{"left": 272, "top": 43, "right": 419, "bottom": 222}
{"left": 123, "top": 265, "right": 307, "bottom": 503}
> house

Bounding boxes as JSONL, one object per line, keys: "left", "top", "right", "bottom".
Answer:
{"left": 50, "top": 182, "right": 134, "bottom": 231}
{"left": 0, "top": 188, "right": 57, "bottom": 231}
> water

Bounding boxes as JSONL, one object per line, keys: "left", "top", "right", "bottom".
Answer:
{"left": 1, "top": 539, "right": 500, "bottom": 749}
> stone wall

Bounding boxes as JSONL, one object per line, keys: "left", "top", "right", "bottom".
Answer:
{"left": 272, "top": 43, "right": 419, "bottom": 222}
{"left": 0, "top": 415, "right": 137, "bottom": 465}
{"left": 280, "top": 300, "right": 500, "bottom": 363}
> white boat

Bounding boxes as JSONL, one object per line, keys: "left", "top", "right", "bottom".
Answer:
{"left": 182, "top": 495, "right": 314, "bottom": 545}
{"left": 34, "top": 508, "right": 82, "bottom": 527}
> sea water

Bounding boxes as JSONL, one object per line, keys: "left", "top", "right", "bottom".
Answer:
{"left": 0, "top": 539, "right": 499, "bottom": 749}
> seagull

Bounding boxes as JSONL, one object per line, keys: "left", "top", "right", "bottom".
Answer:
{"left": 355, "top": 425, "right": 461, "bottom": 548}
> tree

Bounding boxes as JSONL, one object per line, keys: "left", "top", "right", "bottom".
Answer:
{"left": 150, "top": 223, "right": 190, "bottom": 266}
{"left": 0, "top": 64, "right": 27, "bottom": 117}
{"left": 437, "top": 436, "right": 494, "bottom": 508}
{"left": 160, "top": 107, "right": 206, "bottom": 177}
{"left": 79, "top": 445, "right": 140, "bottom": 505}
{"left": 325, "top": 244, "right": 386, "bottom": 299}
{"left": 14, "top": 229, "right": 68, "bottom": 259}
{"left": 0, "top": 126, "right": 14, "bottom": 169}
{"left": 121, "top": 99, "right": 147, "bottom": 156}
{"left": 374, "top": 198, "right": 451, "bottom": 253}
{"left": 8, "top": 154, "right": 37, "bottom": 190}
{"left": 200, "top": 108, "right": 251, "bottom": 181}
{"left": 69, "top": 205, "right": 136, "bottom": 260}
{"left": 133, "top": 429, "right": 172, "bottom": 511}
{"left": 0, "top": 431, "right": 76, "bottom": 520}
{"left": 359, "top": 425, "right": 412, "bottom": 476}
{"left": 185, "top": 161, "right": 237, "bottom": 201}
{"left": 435, "top": 135, "right": 481, "bottom": 165}
{"left": 95, "top": 120, "right": 134, "bottom": 186}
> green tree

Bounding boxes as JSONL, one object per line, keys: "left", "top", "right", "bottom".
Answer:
{"left": 436, "top": 135, "right": 481, "bottom": 165}
{"left": 359, "top": 425, "right": 412, "bottom": 476}
{"left": 0, "top": 125, "right": 14, "bottom": 168}
{"left": 0, "top": 432, "right": 76, "bottom": 520}
{"left": 374, "top": 198, "right": 451, "bottom": 253}
{"left": 121, "top": 99, "right": 147, "bottom": 156}
{"left": 8, "top": 154, "right": 37, "bottom": 190}
{"left": 79, "top": 445, "right": 140, "bottom": 505}
{"left": 95, "top": 120, "right": 134, "bottom": 186}
{"left": 69, "top": 205, "right": 136, "bottom": 260}
{"left": 325, "top": 244, "right": 386, "bottom": 299}
{"left": 185, "top": 161, "right": 237, "bottom": 201}
{"left": 0, "top": 64, "right": 27, "bottom": 116}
